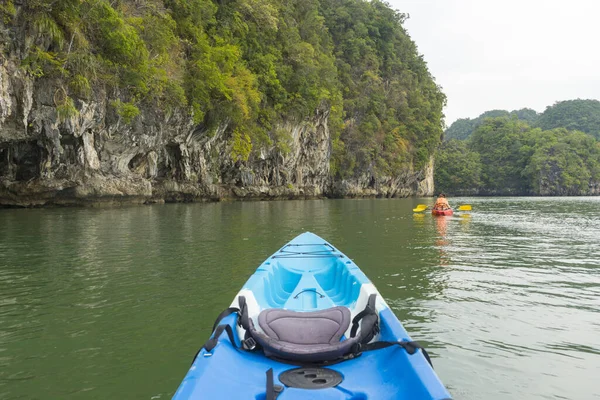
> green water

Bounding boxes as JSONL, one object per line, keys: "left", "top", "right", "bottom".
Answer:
{"left": 1, "top": 198, "right": 599, "bottom": 399}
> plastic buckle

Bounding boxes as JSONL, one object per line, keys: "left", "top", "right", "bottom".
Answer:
{"left": 349, "top": 343, "right": 362, "bottom": 358}
{"left": 242, "top": 337, "right": 257, "bottom": 350}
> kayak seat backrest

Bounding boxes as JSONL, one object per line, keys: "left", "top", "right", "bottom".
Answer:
{"left": 248, "top": 306, "right": 361, "bottom": 362}
{"left": 260, "top": 307, "right": 350, "bottom": 344}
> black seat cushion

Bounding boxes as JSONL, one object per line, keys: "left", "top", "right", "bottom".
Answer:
{"left": 248, "top": 307, "right": 360, "bottom": 362}
{"left": 259, "top": 307, "right": 350, "bottom": 345}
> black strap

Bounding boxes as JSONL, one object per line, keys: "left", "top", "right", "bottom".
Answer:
{"left": 237, "top": 296, "right": 262, "bottom": 350}
{"left": 360, "top": 340, "right": 433, "bottom": 367}
{"left": 293, "top": 289, "right": 325, "bottom": 298}
{"left": 265, "top": 368, "right": 283, "bottom": 399}
{"left": 204, "top": 324, "right": 237, "bottom": 352}
{"left": 238, "top": 296, "right": 250, "bottom": 331}
{"left": 266, "top": 368, "right": 275, "bottom": 400}
{"left": 190, "top": 297, "right": 260, "bottom": 365}
{"left": 191, "top": 324, "right": 238, "bottom": 365}
{"left": 211, "top": 307, "right": 240, "bottom": 333}
{"left": 350, "top": 294, "right": 379, "bottom": 342}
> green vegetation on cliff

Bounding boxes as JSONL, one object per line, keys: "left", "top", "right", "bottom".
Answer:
{"left": 433, "top": 139, "right": 481, "bottom": 194}
{"left": 2, "top": 0, "right": 444, "bottom": 179}
{"left": 320, "top": 0, "right": 446, "bottom": 176}
{"left": 444, "top": 108, "right": 539, "bottom": 141}
{"left": 536, "top": 99, "right": 600, "bottom": 139}
{"left": 444, "top": 99, "right": 600, "bottom": 143}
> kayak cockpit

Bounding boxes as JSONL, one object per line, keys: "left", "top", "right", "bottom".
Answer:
{"left": 249, "top": 243, "right": 367, "bottom": 311}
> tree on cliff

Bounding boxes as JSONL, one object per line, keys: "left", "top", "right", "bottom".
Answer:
{"left": 535, "top": 99, "right": 600, "bottom": 140}
{"left": 320, "top": 0, "right": 446, "bottom": 178}
{"left": 444, "top": 108, "right": 539, "bottom": 141}
{"left": 468, "top": 117, "right": 533, "bottom": 194}
{"left": 433, "top": 139, "right": 481, "bottom": 195}
{"left": 522, "top": 128, "right": 600, "bottom": 195}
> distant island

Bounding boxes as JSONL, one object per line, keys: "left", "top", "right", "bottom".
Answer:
{"left": 436, "top": 99, "right": 600, "bottom": 196}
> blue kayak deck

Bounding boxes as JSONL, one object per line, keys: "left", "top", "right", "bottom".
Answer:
{"left": 174, "top": 313, "right": 449, "bottom": 400}
{"left": 172, "top": 233, "right": 451, "bottom": 400}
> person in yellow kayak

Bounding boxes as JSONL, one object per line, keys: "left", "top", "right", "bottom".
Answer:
{"left": 434, "top": 193, "right": 451, "bottom": 210}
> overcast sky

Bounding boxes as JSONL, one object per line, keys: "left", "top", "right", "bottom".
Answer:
{"left": 389, "top": 0, "right": 600, "bottom": 127}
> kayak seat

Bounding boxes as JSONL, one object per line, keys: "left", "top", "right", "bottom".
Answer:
{"left": 248, "top": 306, "right": 363, "bottom": 363}
{"left": 260, "top": 307, "right": 350, "bottom": 344}
{"left": 246, "top": 303, "right": 382, "bottom": 363}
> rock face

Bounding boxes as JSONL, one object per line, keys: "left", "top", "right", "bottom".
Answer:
{"left": 330, "top": 158, "right": 434, "bottom": 198}
{"left": 0, "top": 55, "right": 434, "bottom": 207}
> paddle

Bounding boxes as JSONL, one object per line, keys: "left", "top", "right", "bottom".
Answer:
{"left": 413, "top": 204, "right": 428, "bottom": 212}
{"left": 413, "top": 204, "right": 472, "bottom": 212}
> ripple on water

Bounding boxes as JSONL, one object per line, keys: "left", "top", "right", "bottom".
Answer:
{"left": 411, "top": 198, "right": 600, "bottom": 399}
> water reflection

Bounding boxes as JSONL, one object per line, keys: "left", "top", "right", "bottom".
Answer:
{"left": 433, "top": 216, "right": 451, "bottom": 271}
{"left": 434, "top": 216, "right": 449, "bottom": 246}
{"left": 412, "top": 212, "right": 426, "bottom": 226}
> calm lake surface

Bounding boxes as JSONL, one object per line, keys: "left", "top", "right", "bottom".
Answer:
{"left": 1, "top": 197, "right": 599, "bottom": 399}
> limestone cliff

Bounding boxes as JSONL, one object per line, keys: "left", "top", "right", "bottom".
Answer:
{"left": 0, "top": 2, "right": 436, "bottom": 207}
{"left": 0, "top": 60, "right": 332, "bottom": 206}
{"left": 0, "top": 60, "right": 433, "bottom": 206}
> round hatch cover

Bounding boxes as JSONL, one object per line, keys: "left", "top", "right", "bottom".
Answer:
{"left": 279, "top": 367, "right": 343, "bottom": 389}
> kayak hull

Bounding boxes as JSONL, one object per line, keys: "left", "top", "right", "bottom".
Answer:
{"left": 432, "top": 209, "right": 453, "bottom": 216}
{"left": 173, "top": 232, "right": 451, "bottom": 400}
